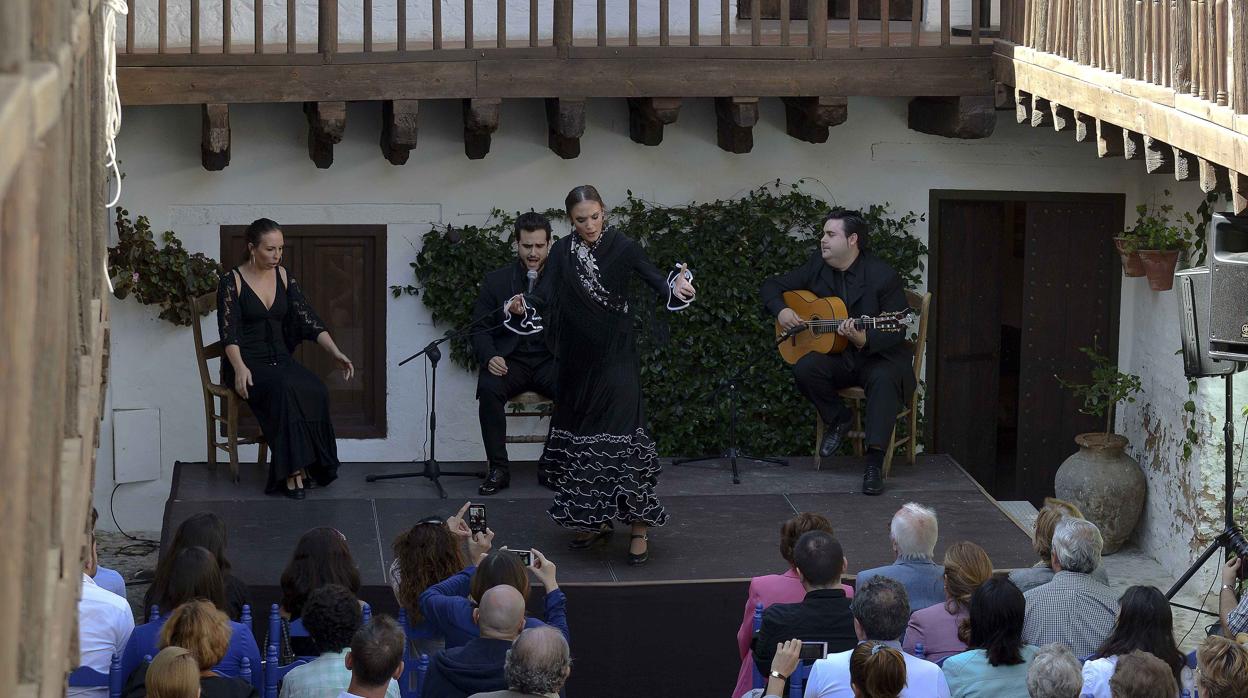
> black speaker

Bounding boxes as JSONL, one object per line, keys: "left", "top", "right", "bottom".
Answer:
{"left": 1208, "top": 213, "right": 1248, "bottom": 363}
{"left": 1176, "top": 267, "right": 1239, "bottom": 377}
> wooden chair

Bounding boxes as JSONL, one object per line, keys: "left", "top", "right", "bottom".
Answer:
{"left": 505, "top": 391, "right": 554, "bottom": 446}
{"left": 190, "top": 291, "right": 267, "bottom": 482}
{"left": 814, "top": 289, "right": 932, "bottom": 476}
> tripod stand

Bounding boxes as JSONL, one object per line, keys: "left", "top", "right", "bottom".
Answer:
{"left": 1165, "top": 371, "right": 1248, "bottom": 618}
{"left": 673, "top": 374, "right": 787, "bottom": 484}
{"left": 365, "top": 318, "right": 496, "bottom": 497}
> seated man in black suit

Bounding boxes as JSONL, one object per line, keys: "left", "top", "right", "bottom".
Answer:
{"left": 753, "top": 531, "right": 856, "bottom": 682}
{"left": 472, "top": 212, "right": 558, "bottom": 496}
{"left": 760, "top": 209, "right": 914, "bottom": 495}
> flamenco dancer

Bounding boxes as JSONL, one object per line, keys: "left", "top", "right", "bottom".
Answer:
{"left": 511, "top": 185, "right": 697, "bottom": 566}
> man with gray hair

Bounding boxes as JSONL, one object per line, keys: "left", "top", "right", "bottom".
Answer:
{"left": 469, "top": 626, "right": 570, "bottom": 698}
{"left": 1026, "top": 643, "right": 1083, "bottom": 698}
{"left": 803, "top": 577, "right": 949, "bottom": 698}
{"left": 1022, "top": 518, "right": 1118, "bottom": 657}
{"left": 853, "top": 503, "right": 945, "bottom": 611}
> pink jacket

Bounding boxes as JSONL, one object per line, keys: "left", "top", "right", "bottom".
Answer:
{"left": 732, "top": 569, "right": 855, "bottom": 698}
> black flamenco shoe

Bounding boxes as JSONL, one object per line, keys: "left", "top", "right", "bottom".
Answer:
{"left": 282, "top": 486, "right": 306, "bottom": 500}
{"left": 567, "top": 523, "right": 614, "bottom": 551}
{"left": 627, "top": 534, "right": 649, "bottom": 566}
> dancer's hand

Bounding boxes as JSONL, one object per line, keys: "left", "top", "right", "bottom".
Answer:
{"left": 673, "top": 264, "right": 695, "bottom": 301}
{"left": 507, "top": 294, "right": 526, "bottom": 316}
{"left": 469, "top": 528, "right": 494, "bottom": 562}
{"left": 528, "top": 548, "right": 558, "bottom": 591}
{"left": 333, "top": 351, "right": 354, "bottom": 381}
{"left": 233, "top": 366, "right": 253, "bottom": 400}
{"left": 488, "top": 356, "right": 508, "bottom": 377}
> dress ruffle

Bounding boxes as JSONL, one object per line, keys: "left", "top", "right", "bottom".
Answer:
{"left": 545, "top": 427, "right": 669, "bottom": 530}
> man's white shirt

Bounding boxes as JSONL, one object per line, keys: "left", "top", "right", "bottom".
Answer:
{"left": 802, "top": 641, "right": 950, "bottom": 698}
{"left": 69, "top": 574, "right": 135, "bottom": 698}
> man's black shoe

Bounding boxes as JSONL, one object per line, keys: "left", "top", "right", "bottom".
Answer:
{"left": 862, "top": 452, "right": 885, "bottom": 496}
{"left": 820, "top": 417, "right": 853, "bottom": 458}
{"left": 478, "top": 469, "right": 510, "bottom": 496}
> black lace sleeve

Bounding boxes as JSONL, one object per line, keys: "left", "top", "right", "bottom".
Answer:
{"left": 216, "top": 272, "right": 241, "bottom": 346}
{"left": 286, "top": 275, "right": 328, "bottom": 342}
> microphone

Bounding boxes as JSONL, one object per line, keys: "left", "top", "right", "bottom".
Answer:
{"left": 526, "top": 269, "right": 538, "bottom": 294}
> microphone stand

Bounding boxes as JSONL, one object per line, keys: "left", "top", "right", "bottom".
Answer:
{"left": 672, "top": 371, "right": 788, "bottom": 484}
{"left": 365, "top": 308, "right": 503, "bottom": 498}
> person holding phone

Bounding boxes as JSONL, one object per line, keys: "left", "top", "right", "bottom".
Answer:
{"left": 1219, "top": 556, "right": 1248, "bottom": 636}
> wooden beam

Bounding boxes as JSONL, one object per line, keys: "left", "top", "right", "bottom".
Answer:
{"left": 1051, "top": 103, "right": 1074, "bottom": 132}
{"left": 1015, "top": 88, "right": 1032, "bottom": 123}
{"left": 1172, "top": 147, "right": 1198, "bottom": 182}
{"left": 380, "top": 100, "right": 419, "bottom": 165}
{"left": 1072, "top": 110, "right": 1095, "bottom": 142}
{"left": 906, "top": 95, "right": 996, "bottom": 139}
{"left": 304, "top": 101, "right": 346, "bottom": 168}
{"left": 464, "top": 98, "right": 501, "bottom": 159}
{"left": 1142, "top": 136, "right": 1173, "bottom": 173}
{"left": 200, "top": 103, "right": 230, "bottom": 171}
{"left": 1198, "top": 158, "right": 1230, "bottom": 193}
{"left": 714, "top": 96, "right": 760, "bottom": 153}
{"left": 1122, "top": 130, "right": 1144, "bottom": 160}
{"left": 628, "top": 97, "right": 681, "bottom": 146}
{"left": 1233, "top": 171, "right": 1248, "bottom": 215}
{"left": 782, "top": 96, "right": 848, "bottom": 143}
{"left": 1029, "top": 95, "right": 1052, "bottom": 128}
{"left": 545, "top": 97, "right": 585, "bottom": 159}
{"left": 1095, "top": 119, "right": 1124, "bottom": 157}
{"left": 993, "top": 81, "right": 1014, "bottom": 110}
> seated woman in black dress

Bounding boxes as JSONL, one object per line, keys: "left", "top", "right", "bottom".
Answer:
{"left": 216, "top": 218, "right": 354, "bottom": 499}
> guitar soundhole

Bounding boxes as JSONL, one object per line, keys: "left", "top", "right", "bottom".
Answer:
{"left": 810, "top": 315, "right": 823, "bottom": 337}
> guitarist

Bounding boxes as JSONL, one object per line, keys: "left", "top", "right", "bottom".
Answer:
{"left": 471, "top": 212, "right": 559, "bottom": 496}
{"left": 760, "top": 209, "right": 915, "bottom": 495}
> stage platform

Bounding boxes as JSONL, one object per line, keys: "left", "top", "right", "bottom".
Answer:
{"left": 166, "top": 454, "right": 1036, "bottom": 697}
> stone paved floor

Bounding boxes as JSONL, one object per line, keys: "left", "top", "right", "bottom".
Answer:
{"left": 97, "top": 530, "right": 160, "bottom": 619}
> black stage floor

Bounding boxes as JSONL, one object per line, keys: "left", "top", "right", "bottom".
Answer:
{"left": 166, "top": 454, "right": 1035, "bottom": 697}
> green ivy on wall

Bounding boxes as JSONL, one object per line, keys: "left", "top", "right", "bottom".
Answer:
{"left": 108, "top": 208, "right": 223, "bottom": 326}
{"left": 395, "top": 182, "right": 927, "bottom": 457}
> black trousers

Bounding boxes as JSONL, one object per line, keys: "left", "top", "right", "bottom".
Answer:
{"left": 477, "top": 352, "right": 558, "bottom": 472}
{"left": 793, "top": 352, "right": 912, "bottom": 450}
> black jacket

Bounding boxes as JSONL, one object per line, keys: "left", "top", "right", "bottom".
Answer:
{"left": 422, "top": 636, "right": 512, "bottom": 698}
{"left": 470, "top": 261, "right": 550, "bottom": 366}
{"left": 760, "top": 251, "right": 915, "bottom": 382}
{"left": 752, "top": 587, "right": 857, "bottom": 676}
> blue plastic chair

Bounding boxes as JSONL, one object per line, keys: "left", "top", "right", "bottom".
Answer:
{"left": 363, "top": 602, "right": 372, "bottom": 625}
{"left": 241, "top": 657, "right": 252, "bottom": 685}
{"left": 397, "top": 609, "right": 441, "bottom": 698}
{"left": 414, "top": 653, "right": 430, "bottom": 698}
{"left": 789, "top": 660, "right": 813, "bottom": 698}
{"left": 149, "top": 605, "right": 161, "bottom": 622}
{"left": 68, "top": 653, "right": 123, "bottom": 698}
{"left": 263, "top": 638, "right": 310, "bottom": 698}
{"left": 750, "top": 603, "right": 765, "bottom": 690}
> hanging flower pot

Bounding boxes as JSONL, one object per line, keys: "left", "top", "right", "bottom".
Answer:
{"left": 1137, "top": 249, "right": 1181, "bottom": 291}
{"left": 1113, "top": 237, "right": 1146, "bottom": 277}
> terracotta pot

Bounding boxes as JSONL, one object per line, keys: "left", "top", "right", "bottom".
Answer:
{"left": 1054, "top": 433, "right": 1146, "bottom": 555}
{"left": 1136, "top": 249, "right": 1181, "bottom": 291}
{"left": 1113, "top": 237, "right": 1146, "bottom": 277}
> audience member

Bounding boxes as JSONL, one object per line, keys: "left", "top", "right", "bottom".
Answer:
{"left": 1080, "top": 586, "right": 1183, "bottom": 698}
{"left": 281, "top": 527, "right": 362, "bottom": 620}
{"left": 424, "top": 585, "right": 527, "bottom": 698}
{"left": 1218, "top": 556, "right": 1248, "bottom": 637}
{"left": 733, "top": 513, "right": 855, "bottom": 698}
{"left": 753, "top": 531, "right": 856, "bottom": 679}
{"left": 941, "top": 576, "right": 1037, "bottom": 697}
{"left": 120, "top": 548, "right": 261, "bottom": 688}
{"left": 145, "top": 646, "right": 202, "bottom": 698}
{"left": 849, "top": 642, "right": 908, "bottom": 698}
{"left": 468, "top": 625, "right": 572, "bottom": 698}
{"left": 904, "top": 541, "right": 992, "bottom": 663}
{"left": 342, "top": 615, "right": 406, "bottom": 698}
{"left": 421, "top": 548, "right": 568, "bottom": 650}
{"left": 804, "top": 576, "right": 950, "bottom": 698}
{"left": 72, "top": 529, "right": 135, "bottom": 698}
{"left": 1025, "top": 644, "right": 1083, "bottom": 698}
{"left": 125, "top": 601, "right": 260, "bottom": 698}
{"left": 1194, "top": 635, "right": 1248, "bottom": 698}
{"left": 145, "top": 512, "right": 251, "bottom": 621}
{"left": 855, "top": 503, "right": 945, "bottom": 612}
{"left": 279, "top": 585, "right": 401, "bottom": 698}
{"left": 89, "top": 508, "right": 127, "bottom": 599}
{"left": 759, "top": 640, "right": 802, "bottom": 698}
{"left": 389, "top": 511, "right": 467, "bottom": 627}
{"left": 1022, "top": 518, "right": 1117, "bottom": 657}
{"left": 1106, "top": 650, "right": 1176, "bottom": 698}
{"left": 1009, "top": 500, "right": 1108, "bottom": 593}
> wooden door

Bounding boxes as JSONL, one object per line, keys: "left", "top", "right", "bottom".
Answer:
{"left": 931, "top": 200, "right": 1006, "bottom": 491}
{"left": 221, "top": 225, "right": 387, "bottom": 439}
{"left": 1015, "top": 199, "right": 1122, "bottom": 503}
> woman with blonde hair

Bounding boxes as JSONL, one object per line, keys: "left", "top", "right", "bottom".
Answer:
{"left": 1009, "top": 498, "right": 1108, "bottom": 592}
{"left": 850, "top": 641, "right": 907, "bottom": 698}
{"left": 904, "top": 541, "right": 993, "bottom": 663}
{"left": 145, "top": 647, "right": 201, "bottom": 698}
{"left": 124, "top": 602, "right": 258, "bottom": 698}
{"left": 1195, "top": 635, "right": 1248, "bottom": 698}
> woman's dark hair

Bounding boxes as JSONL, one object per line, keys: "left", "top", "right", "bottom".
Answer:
{"left": 514, "top": 211, "right": 553, "bottom": 241}
{"left": 146, "top": 513, "right": 233, "bottom": 616}
{"left": 392, "top": 520, "right": 466, "bottom": 622}
{"left": 822, "top": 208, "right": 870, "bottom": 252}
{"left": 246, "top": 218, "right": 282, "bottom": 249}
{"left": 779, "top": 513, "right": 833, "bottom": 567}
{"left": 469, "top": 551, "right": 530, "bottom": 604}
{"left": 1094, "top": 585, "right": 1184, "bottom": 684}
{"left": 280, "top": 527, "right": 361, "bottom": 619}
{"left": 161, "top": 546, "right": 227, "bottom": 613}
{"left": 564, "top": 185, "right": 606, "bottom": 216}
{"left": 965, "top": 575, "right": 1026, "bottom": 666}
{"left": 302, "top": 583, "right": 363, "bottom": 654}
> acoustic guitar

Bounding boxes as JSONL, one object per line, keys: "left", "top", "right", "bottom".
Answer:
{"left": 774, "top": 290, "right": 914, "bottom": 365}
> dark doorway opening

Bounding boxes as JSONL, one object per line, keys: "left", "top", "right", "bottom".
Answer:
{"left": 928, "top": 191, "right": 1124, "bottom": 504}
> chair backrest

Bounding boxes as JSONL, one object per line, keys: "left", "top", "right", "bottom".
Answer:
{"left": 362, "top": 602, "right": 372, "bottom": 625}
{"left": 414, "top": 652, "right": 431, "bottom": 698}
{"left": 190, "top": 290, "right": 223, "bottom": 393}
{"left": 903, "top": 289, "right": 932, "bottom": 383}
{"left": 69, "top": 653, "right": 124, "bottom": 698}
{"left": 264, "top": 639, "right": 310, "bottom": 698}
{"left": 750, "top": 603, "right": 765, "bottom": 690}
{"left": 788, "top": 660, "right": 813, "bottom": 698}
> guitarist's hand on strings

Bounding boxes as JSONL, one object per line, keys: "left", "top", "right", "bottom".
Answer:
{"left": 777, "top": 308, "right": 805, "bottom": 331}
{"left": 837, "top": 318, "right": 867, "bottom": 349}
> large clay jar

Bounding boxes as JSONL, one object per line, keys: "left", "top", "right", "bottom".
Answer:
{"left": 1053, "top": 433, "right": 1146, "bottom": 555}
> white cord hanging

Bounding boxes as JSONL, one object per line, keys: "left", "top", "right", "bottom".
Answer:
{"left": 102, "top": 0, "right": 128, "bottom": 212}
